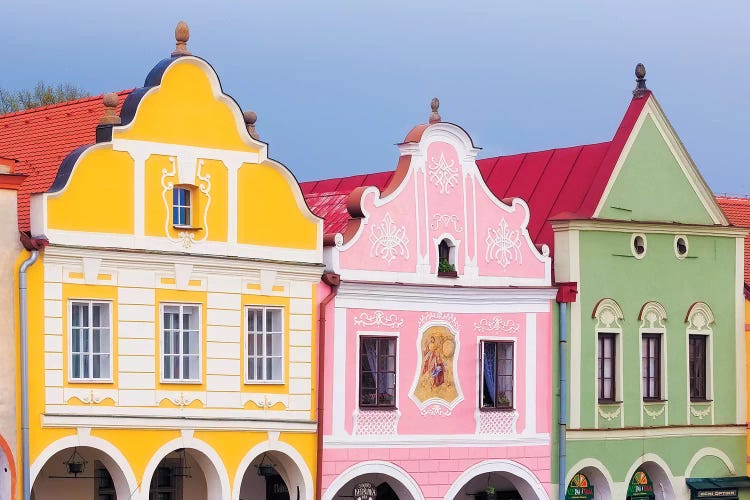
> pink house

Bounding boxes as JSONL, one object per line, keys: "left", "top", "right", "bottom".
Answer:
{"left": 309, "top": 104, "right": 556, "bottom": 500}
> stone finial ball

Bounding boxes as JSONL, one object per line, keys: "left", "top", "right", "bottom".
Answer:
{"left": 175, "top": 21, "right": 190, "bottom": 43}
{"left": 431, "top": 97, "right": 440, "bottom": 112}
{"left": 635, "top": 63, "right": 646, "bottom": 79}
{"left": 103, "top": 93, "right": 119, "bottom": 108}
{"left": 243, "top": 110, "right": 257, "bottom": 125}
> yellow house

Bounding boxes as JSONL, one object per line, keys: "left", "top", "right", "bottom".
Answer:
{"left": 16, "top": 23, "right": 322, "bottom": 500}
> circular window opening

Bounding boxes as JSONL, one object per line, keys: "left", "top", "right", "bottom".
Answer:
{"left": 675, "top": 235, "right": 688, "bottom": 258}
{"left": 631, "top": 234, "right": 646, "bottom": 259}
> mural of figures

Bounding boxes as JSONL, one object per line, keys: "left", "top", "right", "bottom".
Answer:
{"left": 413, "top": 325, "right": 459, "bottom": 404}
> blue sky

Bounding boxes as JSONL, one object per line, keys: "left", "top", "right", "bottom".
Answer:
{"left": 2, "top": 0, "right": 748, "bottom": 194}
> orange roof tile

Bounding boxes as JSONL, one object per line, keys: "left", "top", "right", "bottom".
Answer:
{"left": 716, "top": 195, "right": 750, "bottom": 287}
{"left": 0, "top": 90, "right": 132, "bottom": 232}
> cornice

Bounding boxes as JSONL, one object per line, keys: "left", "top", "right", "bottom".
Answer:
{"left": 550, "top": 218, "right": 748, "bottom": 237}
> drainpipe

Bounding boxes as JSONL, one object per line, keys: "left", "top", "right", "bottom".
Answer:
{"left": 19, "top": 250, "right": 39, "bottom": 500}
{"left": 556, "top": 283, "right": 577, "bottom": 500}
{"left": 558, "top": 301, "right": 567, "bottom": 500}
{"left": 316, "top": 272, "right": 340, "bottom": 500}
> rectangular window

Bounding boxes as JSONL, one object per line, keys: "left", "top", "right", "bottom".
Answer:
{"left": 246, "top": 307, "right": 284, "bottom": 383}
{"left": 70, "top": 301, "right": 111, "bottom": 381}
{"left": 162, "top": 304, "right": 200, "bottom": 382}
{"left": 172, "top": 187, "right": 191, "bottom": 227}
{"left": 481, "top": 341, "right": 514, "bottom": 409}
{"left": 642, "top": 333, "right": 661, "bottom": 400}
{"left": 689, "top": 334, "right": 707, "bottom": 401}
{"left": 598, "top": 333, "right": 616, "bottom": 402}
{"left": 359, "top": 337, "right": 397, "bottom": 408}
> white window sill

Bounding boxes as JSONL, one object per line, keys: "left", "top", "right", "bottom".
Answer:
{"left": 68, "top": 378, "right": 114, "bottom": 384}
{"left": 160, "top": 379, "right": 202, "bottom": 385}
{"left": 245, "top": 380, "right": 284, "bottom": 385}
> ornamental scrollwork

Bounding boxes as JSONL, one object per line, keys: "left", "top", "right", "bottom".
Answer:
{"left": 369, "top": 213, "right": 410, "bottom": 264}
{"left": 428, "top": 152, "right": 459, "bottom": 194}
{"left": 485, "top": 218, "right": 522, "bottom": 268}
{"left": 474, "top": 317, "right": 520, "bottom": 334}
{"left": 353, "top": 311, "right": 404, "bottom": 329}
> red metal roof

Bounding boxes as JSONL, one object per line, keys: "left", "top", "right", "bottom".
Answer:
{"left": 0, "top": 90, "right": 132, "bottom": 232}
{"left": 300, "top": 94, "right": 651, "bottom": 257}
{"left": 716, "top": 196, "right": 750, "bottom": 286}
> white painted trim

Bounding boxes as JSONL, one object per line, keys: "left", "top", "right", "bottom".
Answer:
{"left": 569, "top": 298, "right": 582, "bottom": 429}
{"left": 631, "top": 233, "right": 647, "bottom": 259}
{"left": 353, "top": 330, "right": 400, "bottom": 425}
{"left": 566, "top": 425, "right": 745, "bottom": 440}
{"left": 67, "top": 299, "right": 113, "bottom": 383}
{"left": 443, "top": 459, "right": 550, "bottom": 500}
{"left": 564, "top": 458, "right": 615, "bottom": 495}
{"left": 141, "top": 435, "right": 230, "bottom": 500}
{"left": 592, "top": 95, "right": 728, "bottom": 226}
{"left": 41, "top": 413, "right": 317, "bottom": 430}
{"left": 622, "top": 453, "right": 678, "bottom": 500}
{"left": 323, "top": 433, "right": 549, "bottom": 448}
{"left": 674, "top": 234, "right": 689, "bottom": 259}
{"left": 736, "top": 237, "right": 746, "bottom": 424}
{"left": 685, "top": 303, "right": 714, "bottom": 424}
{"left": 684, "top": 447, "right": 736, "bottom": 477}
{"left": 331, "top": 306, "right": 347, "bottom": 437}
{"left": 550, "top": 219, "right": 746, "bottom": 237}
{"left": 525, "top": 313, "right": 537, "bottom": 433}
{"left": 232, "top": 439, "right": 314, "bottom": 500}
{"left": 322, "top": 460, "right": 424, "bottom": 500}
{"left": 30, "top": 433, "right": 138, "bottom": 498}
{"left": 159, "top": 302, "right": 202, "bottom": 383}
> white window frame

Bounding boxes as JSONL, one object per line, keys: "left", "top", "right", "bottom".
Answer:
{"left": 172, "top": 186, "right": 192, "bottom": 228}
{"left": 638, "top": 302, "right": 668, "bottom": 407}
{"left": 160, "top": 303, "right": 202, "bottom": 383}
{"left": 685, "top": 302, "right": 715, "bottom": 406}
{"left": 68, "top": 300, "right": 113, "bottom": 382}
{"left": 355, "top": 330, "right": 400, "bottom": 410}
{"left": 245, "top": 306, "right": 285, "bottom": 384}
{"left": 592, "top": 298, "right": 624, "bottom": 407}
{"left": 479, "top": 338, "right": 517, "bottom": 411}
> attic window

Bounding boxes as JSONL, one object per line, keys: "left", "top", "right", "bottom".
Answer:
{"left": 437, "top": 239, "right": 457, "bottom": 277}
{"left": 675, "top": 235, "right": 688, "bottom": 258}
{"left": 172, "top": 187, "right": 192, "bottom": 227}
{"left": 631, "top": 233, "right": 647, "bottom": 259}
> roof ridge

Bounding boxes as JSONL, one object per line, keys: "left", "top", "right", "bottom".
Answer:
{"left": 0, "top": 88, "right": 134, "bottom": 120}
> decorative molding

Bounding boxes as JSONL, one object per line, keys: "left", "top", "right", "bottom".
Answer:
{"left": 420, "top": 404, "right": 452, "bottom": 417}
{"left": 353, "top": 409, "right": 401, "bottom": 435}
{"left": 477, "top": 409, "right": 519, "bottom": 435}
{"left": 161, "top": 158, "right": 212, "bottom": 249}
{"left": 474, "top": 316, "right": 520, "bottom": 334}
{"left": 485, "top": 218, "right": 522, "bottom": 268}
{"left": 597, "top": 404, "right": 622, "bottom": 421}
{"left": 418, "top": 311, "right": 460, "bottom": 331}
{"left": 686, "top": 302, "right": 715, "bottom": 331}
{"left": 353, "top": 311, "right": 404, "bottom": 329}
{"left": 431, "top": 214, "right": 463, "bottom": 232}
{"left": 690, "top": 404, "right": 712, "bottom": 420}
{"left": 368, "top": 213, "right": 409, "bottom": 264}
{"left": 643, "top": 403, "right": 666, "bottom": 419}
{"left": 428, "top": 152, "right": 459, "bottom": 194}
{"left": 593, "top": 298, "right": 624, "bottom": 329}
{"left": 640, "top": 301, "right": 667, "bottom": 329}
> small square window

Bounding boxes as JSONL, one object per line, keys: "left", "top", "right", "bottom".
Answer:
{"left": 172, "top": 187, "right": 192, "bottom": 227}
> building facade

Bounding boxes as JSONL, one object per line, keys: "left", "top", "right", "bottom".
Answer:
{"left": 554, "top": 74, "right": 749, "bottom": 499}
{"left": 15, "top": 27, "right": 323, "bottom": 500}
{"left": 310, "top": 111, "right": 556, "bottom": 499}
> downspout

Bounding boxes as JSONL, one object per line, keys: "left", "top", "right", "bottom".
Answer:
{"left": 19, "top": 250, "right": 39, "bottom": 500}
{"left": 558, "top": 301, "right": 567, "bottom": 500}
{"left": 316, "top": 272, "right": 340, "bottom": 500}
{"left": 556, "top": 282, "right": 577, "bottom": 500}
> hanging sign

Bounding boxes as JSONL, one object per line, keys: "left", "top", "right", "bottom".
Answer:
{"left": 353, "top": 482, "right": 377, "bottom": 500}
{"left": 627, "top": 470, "right": 655, "bottom": 497}
{"left": 566, "top": 473, "right": 595, "bottom": 500}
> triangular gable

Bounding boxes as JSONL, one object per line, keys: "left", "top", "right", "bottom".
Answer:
{"left": 593, "top": 94, "right": 728, "bottom": 225}
{"left": 327, "top": 121, "right": 551, "bottom": 286}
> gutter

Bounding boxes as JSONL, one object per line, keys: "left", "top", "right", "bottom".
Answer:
{"left": 19, "top": 250, "right": 39, "bottom": 500}
{"left": 556, "top": 282, "right": 577, "bottom": 500}
{"left": 316, "top": 272, "right": 340, "bottom": 500}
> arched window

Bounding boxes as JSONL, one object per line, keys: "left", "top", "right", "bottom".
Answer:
{"left": 437, "top": 238, "right": 456, "bottom": 276}
{"left": 593, "top": 299, "right": 624, "bottom": 404}
{"left": 638, "top": 302, "right": 667, "bottom": 402}
{"left": 685, "top": 303, "right": 714, "bottom": 403}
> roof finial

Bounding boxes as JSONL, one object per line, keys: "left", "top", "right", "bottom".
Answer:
{"left": 243, "top": 110, "right": 259, "bottom": 140}
{"left": 429, "top": 97, "right": 441, "bottom": 124}
{"left": 172, "top": 21, "right": 191, "bottom": 57}
{"left": 633, "top": 63, "right": 648, "bottom": 98}
{"left": 99, "top": 93, "right": 121, "bottom": 125}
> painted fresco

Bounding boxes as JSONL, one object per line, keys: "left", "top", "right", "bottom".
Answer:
{"left": 412, "top": 325, "right": 459, "bottom": 405}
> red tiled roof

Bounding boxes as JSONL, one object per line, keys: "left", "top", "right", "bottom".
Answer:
{"left": 0, "top": 90, "right": 132, "bottom": 232}
{"left": 301, "top": 94, "right": 651, "bottom": 257}
{"left": 716, "top": 196, "right": 750, "bottom": 286}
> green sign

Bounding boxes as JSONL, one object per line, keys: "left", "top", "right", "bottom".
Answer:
{"left": 566, "top": 473, "right": 595, "bottom": 500}
{"left": 628, "top": 470, "right": 655, "bottom": 498}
